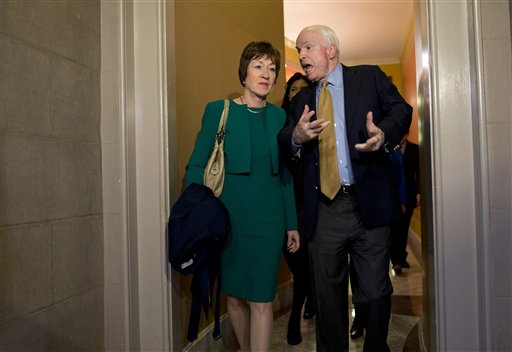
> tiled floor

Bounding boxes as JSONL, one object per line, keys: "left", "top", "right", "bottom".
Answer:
{"left": 222, "top": 246, "right": 422, "bottom": 352}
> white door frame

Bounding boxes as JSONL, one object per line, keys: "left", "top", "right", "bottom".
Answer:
{"left": 121, "top": 0, "right": 172, "bottom": 350}
{"left": 421, "top": 0, "right": 491, "bottom": 351}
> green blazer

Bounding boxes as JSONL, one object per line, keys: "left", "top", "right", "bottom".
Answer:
{"left": 185, "top": 99, "right": 297, "bottom": 230}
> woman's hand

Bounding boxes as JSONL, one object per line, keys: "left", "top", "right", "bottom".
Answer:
{"left": 286, "top": 230, "right": 300, "bottom": 253}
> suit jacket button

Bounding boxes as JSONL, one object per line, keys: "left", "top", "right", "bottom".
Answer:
{"left": 314, "top": 162, "right": 318, "bottom": 166}
{"left": 314, "top": 186, "right": 318, "bottom": 190}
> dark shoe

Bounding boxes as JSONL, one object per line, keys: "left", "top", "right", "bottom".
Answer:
{"left": 303, "top": 300, "right": 315, "bottom": 319}
{"left": 303, "top": 310, "right": 315, "bottom": 320}
{"left": 393, "top": 264, "right": 402, "bottom": 275}
{"left": 350, "top": 321, "right": 364, "bottom": 339}
{"left": 287, "top": 319, "right": 302, "bottom": 345}
{"left": 402, "top": 260, "right": 410, "bottom": 268}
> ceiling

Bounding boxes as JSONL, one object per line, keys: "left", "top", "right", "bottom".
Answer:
{"left": 284, "top": 0, "right": 414, "bottom": 65}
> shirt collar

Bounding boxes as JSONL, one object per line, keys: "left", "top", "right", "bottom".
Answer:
{"left": 321, "top": 64, "right": 343, "bottom": 87}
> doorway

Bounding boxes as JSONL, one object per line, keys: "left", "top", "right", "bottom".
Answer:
{"left": 106, "top": 1, "right": 501, "bottom": 351}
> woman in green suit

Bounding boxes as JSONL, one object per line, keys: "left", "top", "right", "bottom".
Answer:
{"left": 185, "top": 41, "right": 300, "bottom": 352}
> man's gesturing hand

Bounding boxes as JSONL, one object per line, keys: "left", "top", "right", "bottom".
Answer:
{"left": 292, "top": 105, "right": 330, "bottom": 145}
{"left": 355, "top": 111, "right": 385, "bottom": 152}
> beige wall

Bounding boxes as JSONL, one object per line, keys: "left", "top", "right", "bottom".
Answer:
{"left": 0, "top": 1, "right": 104, "bottom": 350}
{"left": 380, "top": 63, "right": 404, "bottom": 94}
{"left": 284, "top": 39, "right": 302, "bottom": 79}
{"left": 175, "top": 1, "right": 286, "bottom": 185}
{"left": 401, "top": 20, "right": 419, "bottom": 145}
{"left": 399, "top": 20, "right": 421, "bottom": 238}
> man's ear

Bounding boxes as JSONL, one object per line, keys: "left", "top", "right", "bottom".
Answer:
{"left": 327, "top": 44, "right": 336, "bottom": 60}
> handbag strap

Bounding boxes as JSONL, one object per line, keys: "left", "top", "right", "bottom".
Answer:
{"left": 215, "top": 99, "right": 229, "bottom": 143}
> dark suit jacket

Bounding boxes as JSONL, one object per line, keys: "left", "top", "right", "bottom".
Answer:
{"left": 402, "top": 140, "right": 420, "bottom": 209}
{"left": 167, "top": 183, "right": 230, "bottom": 341}
{"left": 278, "top": 64, "right": 412, "bottom": 239}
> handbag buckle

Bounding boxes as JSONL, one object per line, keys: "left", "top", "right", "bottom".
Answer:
{"left": 216, "top": 127, "right": 225, "bottom": 144}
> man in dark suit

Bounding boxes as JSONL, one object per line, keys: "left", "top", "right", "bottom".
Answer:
{"left": 278, "top": 25, "right": 412, "bottom": 352}
{"left": 390, "top": 133, "right": 420, "bottom": 274}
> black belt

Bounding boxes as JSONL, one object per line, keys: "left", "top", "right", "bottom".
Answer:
{"left": 340, "top": 184, "right": 355, "bottom": 194}
{"left": 320, "top": 184, "right": 355, "bottom": 203}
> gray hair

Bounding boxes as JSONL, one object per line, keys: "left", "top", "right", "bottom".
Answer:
{"left": 302, "top": 25, "right": 340, "bottom": 55}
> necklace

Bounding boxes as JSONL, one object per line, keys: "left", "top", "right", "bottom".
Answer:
{"left": 240, "top": 96, "right": 265, "bottom": 114}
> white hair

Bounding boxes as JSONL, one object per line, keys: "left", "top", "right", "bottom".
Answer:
{"left": 302, "top": 25, "right": 340, "bottom": 55}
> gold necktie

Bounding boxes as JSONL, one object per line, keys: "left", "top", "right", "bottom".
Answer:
{"left": 318, "top": 80, "right": 341, "bottom": 199}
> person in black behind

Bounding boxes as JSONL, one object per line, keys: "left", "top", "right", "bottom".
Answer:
{"left": 280, "top": 73, "right": 315, "bottom": 345}
{"left": 390, "top": 131, "right": 420, "bottom": 274}
{"left": 278, "top": 25, "right": 412, "bottom": 352}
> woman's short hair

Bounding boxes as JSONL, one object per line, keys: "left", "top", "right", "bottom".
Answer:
{"left": 238, "top": 41, "right": 281, "bottom": 86}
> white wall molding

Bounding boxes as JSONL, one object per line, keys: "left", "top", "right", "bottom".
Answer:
{"left": 427, "top": 0, "right": 488, "bottom": 350}
{"left": 121, "top": 0, "right": 170, "bottom": 350}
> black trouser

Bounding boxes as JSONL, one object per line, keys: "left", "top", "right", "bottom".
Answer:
{"left": 390, "top": 205, "right": 415, "bottom": 265}
{"left": 282, "top": 183, "right": 313, "bottom": 327}
{"left": 309, "top": 192, "right": 393, "bottom": 352}
{"left": 283, "top": 241, "right": 312, "bottom": 321}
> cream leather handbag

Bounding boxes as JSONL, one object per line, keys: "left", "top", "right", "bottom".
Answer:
{"left": 203, "top": 99, "right": 229, "bottom": 197}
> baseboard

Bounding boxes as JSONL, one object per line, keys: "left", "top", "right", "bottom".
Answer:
{"left": 418, "top": 315, "right": 429, "bottom": 352}
{"left": 183, "top": 314, "right": 235, "bottom": 352}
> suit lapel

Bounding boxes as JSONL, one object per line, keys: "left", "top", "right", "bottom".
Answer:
{"left": 307, "top": 86, "right": 317, "bottom": 120}
{"left": 302, "top": 86, "right": 319, "bottom": 161}
{"left": 343, "top": 65, "right": 360, "bottom": 137}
